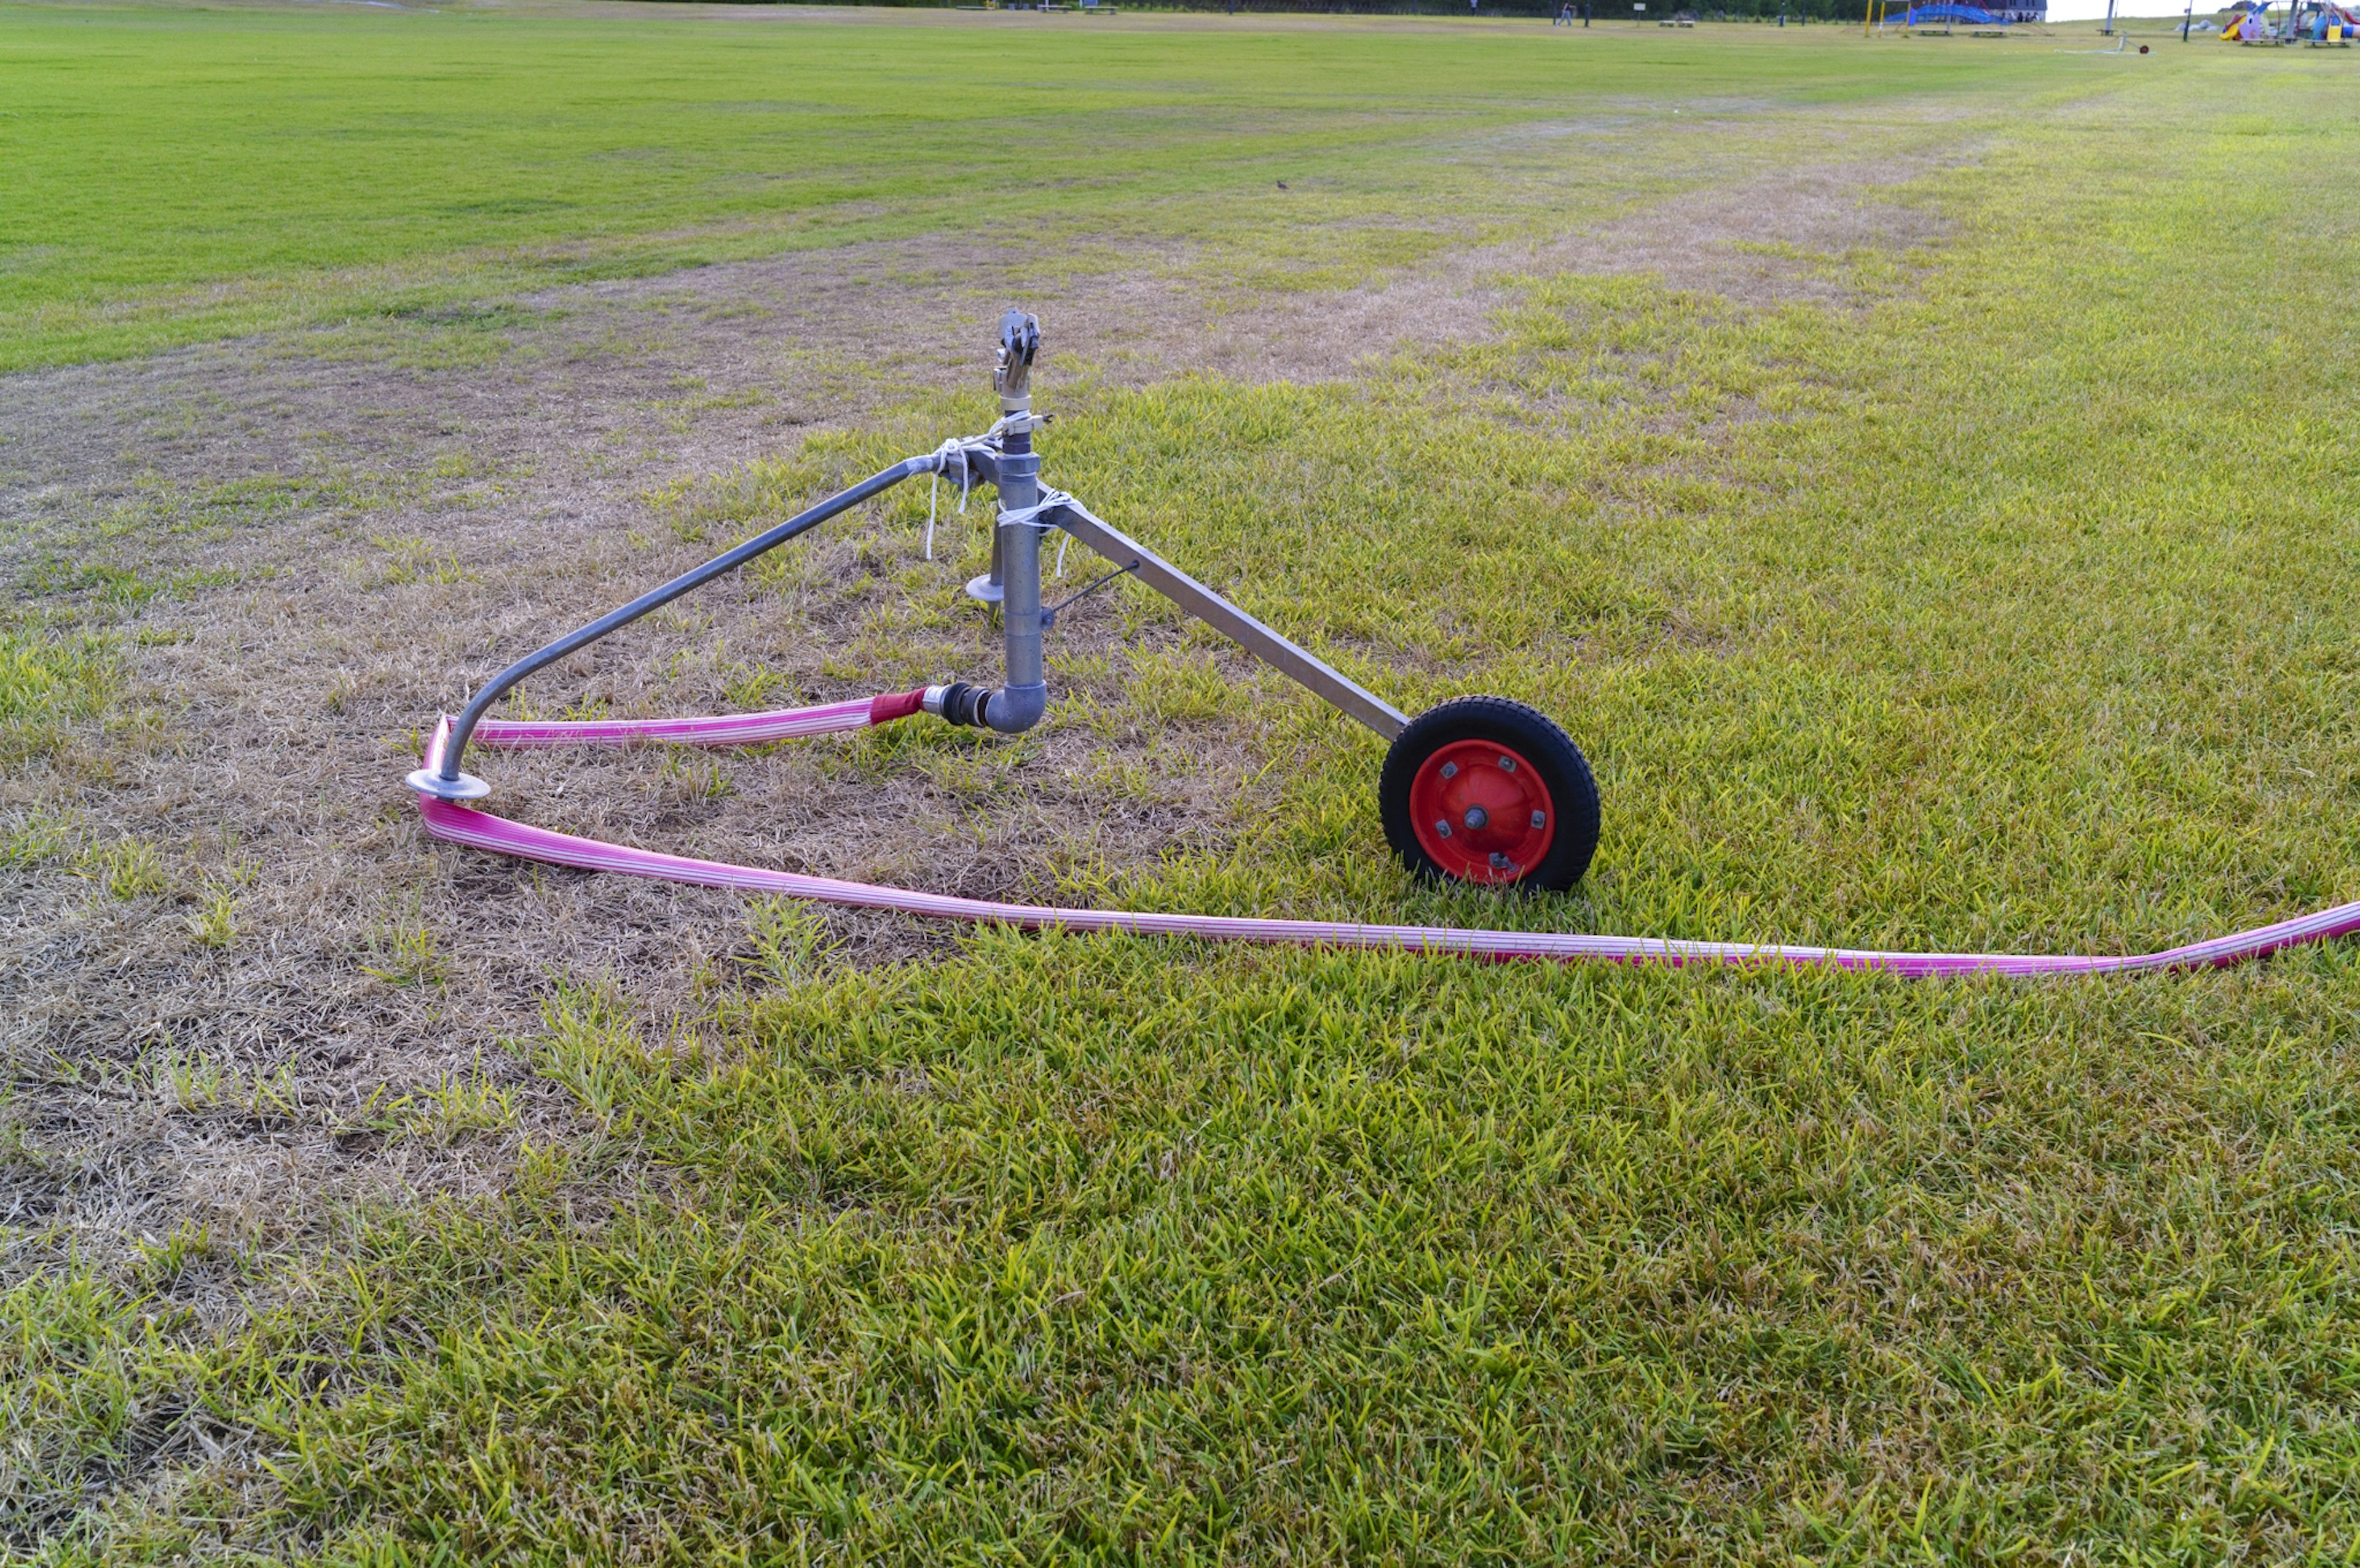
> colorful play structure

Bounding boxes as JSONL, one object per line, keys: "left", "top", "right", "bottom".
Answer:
{"left": 2222, "top": 1, "right": 2274, "bottom": 37}
{"left": 1863, "top": 0, "right": 2358, "bottom": 42}
{"left": 2203, "top": 0, "right": 2358, "bottom": 38}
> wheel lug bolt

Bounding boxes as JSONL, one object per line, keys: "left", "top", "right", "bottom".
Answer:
{"left": 1439, "top": 762, "right": 1457, "bottom": 780}
{"left": 1531, "top": 810, "right": 1546, "bottom": 829}
{"left": 1489, "top": 852, "right": 1511, "bottom": 870}
{"left": 1463, "top": 806, "right": 1489, "bottom": 830}
{"left": 1497, "top": 755, "right": 1516, "bottom": 772}
{"left": 1434, "top": 820, "right": 1452, "bottom": 839}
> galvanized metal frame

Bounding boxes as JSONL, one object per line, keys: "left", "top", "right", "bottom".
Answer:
{"left": 412, "top": 310, "right": 1406, "bottom": 801}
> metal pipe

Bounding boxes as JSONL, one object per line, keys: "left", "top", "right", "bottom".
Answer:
{"left": 972, "top": 308, "right": 1048, "bottom": 735}
{"left": 1047, "top": 500, "right": 1410, "bottom": 740}
{"left": 989, "top": 434, "right": 1048, "bottom": 733}
{"left": 413, "top": 455, "right": 931, "bottom": 799}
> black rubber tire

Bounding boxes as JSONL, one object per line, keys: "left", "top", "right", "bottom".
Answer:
{"left": 1379, "top": 696, "right": 1601, "bottom": 893}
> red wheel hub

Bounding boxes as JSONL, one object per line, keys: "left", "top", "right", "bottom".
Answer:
{"left": 1407, "top": 740, "right": 1556, "bottom": 885}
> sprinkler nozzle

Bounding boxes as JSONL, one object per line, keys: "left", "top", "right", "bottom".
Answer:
{"left": 994, "top": 309, "right": 1040, "bottom": 404}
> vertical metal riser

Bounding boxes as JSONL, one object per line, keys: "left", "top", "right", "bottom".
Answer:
{"left": 972, "top": 309, "right": 1047, "bottom": 734}
{"left": 986, "top": 442, "right": 1047, "bottom": 732}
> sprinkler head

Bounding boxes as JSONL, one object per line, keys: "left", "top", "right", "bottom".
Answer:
{"left": 994, "top": 309, "right": 1041, "bottom": 403}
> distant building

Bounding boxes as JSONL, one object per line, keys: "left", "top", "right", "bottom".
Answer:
{"left": 2043, "top": 0, "right": 2169, "bottom": 17}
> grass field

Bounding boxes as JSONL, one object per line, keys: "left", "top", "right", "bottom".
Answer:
{"left": 7, "top": 2, "right": 2360, "bottom": 1561}
{"left": 0, "top": 1, "right": 2067, "bottom": 370}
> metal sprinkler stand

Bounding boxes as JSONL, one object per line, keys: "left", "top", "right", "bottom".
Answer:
{"left": 411, "top": 309, "right": 1601, "bottom": 892}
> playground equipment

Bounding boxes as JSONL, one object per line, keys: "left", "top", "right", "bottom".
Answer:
{"left": 2295, "top": 0, "right": 2359, "bottom": 40}
{"left": 2222, "top": 1, "right": 2275, "bottom": 37}
{"left": 2210, "top": 0, "right": 2354, "bottom": 39}
{"left": 2165, "top": 1, "right": 2358, "bottom": 50}
{"left": 406, "top": 313, "right": 2360, "bottom": 975}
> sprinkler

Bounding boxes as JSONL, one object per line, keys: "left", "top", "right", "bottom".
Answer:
{"left": 406, "top": 312, "right": 2360, "bottom": 975}
{"left": 412, "top": 310, "right": 1602, "bottom": 894}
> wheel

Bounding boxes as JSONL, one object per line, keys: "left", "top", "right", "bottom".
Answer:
{"left": 1379, "top": 696, "right": 1600, "bottom": 893}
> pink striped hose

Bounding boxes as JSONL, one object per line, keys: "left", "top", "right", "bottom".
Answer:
{"left": 412, "top": 696, "right": 2360, "bottom": 978}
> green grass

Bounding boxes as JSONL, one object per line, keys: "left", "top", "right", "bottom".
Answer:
{"left": 260, "top": 949, "right": 2360, "bottom": 1558}
{"left": 0, "top": 628, "right": 119, "bottom": 763}
{"left": 11, "top": 7, "right": 2360, "bottom": 1563}
{"left": 0, "top": 2, "right": 2078, "bottom": 370}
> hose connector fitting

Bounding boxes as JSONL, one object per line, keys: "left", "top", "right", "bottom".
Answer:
{"left": 925, "top": 682, "right": 987, "bottom": 727}
{"left": 924, "top": 680, "right": 1045, "bottom": 734}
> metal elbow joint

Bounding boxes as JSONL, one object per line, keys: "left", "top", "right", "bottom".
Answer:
{"left": 983, "top": 681, "right": 1045, "bottom": 734}
{"left": 924, "top": 681, "right": 1047, "bottom": 735}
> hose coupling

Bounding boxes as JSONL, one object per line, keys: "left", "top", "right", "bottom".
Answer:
{"left": 923, "top": 681, "right": 1046, "bottom": 735}
{"left": 924, "top": 682, "right": 988, "bottom": 727}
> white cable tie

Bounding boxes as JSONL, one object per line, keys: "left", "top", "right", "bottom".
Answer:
{"left": 918, "top": 426, "right": 1056, "bottom": 563}
{"left": 984, "top": 409, "right": 1053, "bottom": 441}
{"left": 923, "top": 437, "right": 990, "bottom": 562}
{"left": 994, "top": 488, "right": 1074, "bottom": 532}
